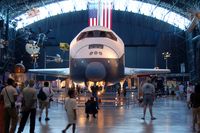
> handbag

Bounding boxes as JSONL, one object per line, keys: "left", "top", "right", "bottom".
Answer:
{"left": 5, "top": 87, "right": 15, "bottom": 108}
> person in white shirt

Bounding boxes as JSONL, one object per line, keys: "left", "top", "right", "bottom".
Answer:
{"left": 187, "top": 82, "right": 194, "bottom": 109}
{"left": 141, "top": 78, "right": 156, "bottom": 120}
{"left": 38, "top": 81, "right": 54, "bottom": 122}
{"left": 178, "top": 83, "right": 184, "bottom": 99}
{"left": 1, "top": 78, "right": 18, "bottom": 133}
{"left": 62, "top": 89, "right": 77, "bottom": 133}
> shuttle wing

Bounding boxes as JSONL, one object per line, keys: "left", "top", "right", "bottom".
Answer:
{"left": 125, "top": 67, "right": 170, "bottom": 76}
{"left": 28, "top": 68, "right": 70, "bottom": 77}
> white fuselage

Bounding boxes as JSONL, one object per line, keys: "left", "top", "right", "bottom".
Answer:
{"left": 69, "top": 26, "right": 125, "bottom": 84}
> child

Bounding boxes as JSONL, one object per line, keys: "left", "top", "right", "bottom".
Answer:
{"left": 62, "top": 89, "right": 77, "bottom": 133}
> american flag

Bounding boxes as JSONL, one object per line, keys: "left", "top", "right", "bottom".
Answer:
{"left": 88, "top": 0, "right": 112, "bottom": 29}
{"left": 88, "top": 2, "right": 98, "bottom": 26}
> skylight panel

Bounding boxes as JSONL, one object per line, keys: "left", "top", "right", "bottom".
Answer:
{"left": 139, "top": 2, "right": 155, "bottom": 16}
{"left": 113, "top": 0, "right": 127, "bottom": 11}
{"left": 38, "top": 7, "right": 49, "bottom": 19}
{"left": 73, "top": 0, "right": 88, "bottom": 11}
{"left": 44, "top": 3, "right": 62, "bottom": 16}
{"left": 58, "top": 1, "right": 74, "bottom": 13}
{"left": 12, "top": 0, "right": 190, "bottom": 30}
{"left": 127, "top": 1, "right": 140, "bottom": 13}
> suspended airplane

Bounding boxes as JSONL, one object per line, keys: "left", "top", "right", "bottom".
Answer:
{"left": 46, "top": 54, "right": 64, "bottom": 63}
{"left": 187, "top": 8, "right": 200, "bottom": 32}
{"left": 29, "top": 26, "right": 170, "bottom": 86}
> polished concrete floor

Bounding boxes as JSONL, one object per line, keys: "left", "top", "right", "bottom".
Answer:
{"left": 19, "top": 96, "right": 193, "bottom": 133}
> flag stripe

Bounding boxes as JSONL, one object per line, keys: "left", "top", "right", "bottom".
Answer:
{"left": 110, "top": 8, "right": 112, "bottom": 29}
{"left": 108, "top": 2, "right": 111, "bottom": 29}
{"left": 105, "top": 2, "right": 107, "bottom": 28}
{"left": 88, "top": 1, "right": 112, "bottom": 29}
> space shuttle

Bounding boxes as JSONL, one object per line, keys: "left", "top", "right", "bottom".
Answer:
{"left": 29, "top": 26, "right": 170, "bottom": 86}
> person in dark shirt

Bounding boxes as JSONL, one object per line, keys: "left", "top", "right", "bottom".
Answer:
{"left": 0, "top": 80, "right": 4, "bottom": 133}
{"left": 91, "top": 85, "right": 99, "bottom": 109}
{"left": 85, "top": 97, "right": 98, "bottom": 118}
{"left": 0, "top": 80, "right": 4, "bottom": 93}
{"left": 123, "top": 80, "right": 128, "bottom": 97}
{"left": 190, "top": 83, "right": 200, "bottom": 131}
{"left": 116, "top": 83, "right": 121, "bottom": 96}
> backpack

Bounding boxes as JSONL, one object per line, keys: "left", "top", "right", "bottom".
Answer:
{"left": 37, "top": 89, "right": 47, "bottom": 101}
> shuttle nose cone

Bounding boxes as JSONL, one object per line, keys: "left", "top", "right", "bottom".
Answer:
{"left": 85, "top": 62, "right": 106, "bottom": 82}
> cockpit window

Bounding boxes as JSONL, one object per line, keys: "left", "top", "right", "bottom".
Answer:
{"left": 88, "top": 31, "right": 93, "bottom": 37}
{"left": 77, "top": 30, "right": 117, "bottom": 41}
{"left": 105, "top": 32, "right": 117, "bottom": 41}
{"left": 77, "top": 32, "right": 87, "bottom": 41}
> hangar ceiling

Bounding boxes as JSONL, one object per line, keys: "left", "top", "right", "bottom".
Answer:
{"left": 0, "top": 0, "right": 196, "bottom": 77}
{"left": 0, "top": 0, "right": 199, "bottom": 20}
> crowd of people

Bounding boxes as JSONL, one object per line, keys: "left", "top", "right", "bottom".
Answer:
{"left": 0, "top": 77, "right": 200, "bottom": 133}
{"left": 0, "top": 78, "right": 100, "bottom": 133}
{"left": 0, "top": 78, "right": 55, "bottom": 133}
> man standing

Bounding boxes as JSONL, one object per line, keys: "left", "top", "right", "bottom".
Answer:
{"left": 187, "top": 82, "right": 194, "bottom": 109}
{"left": 141, "top": 78, "right": 156, "bottom": 120}
{"left": 39, "top": 81, "right": 54, "bottom": 121}
{"left": 1, "top": 78, "right": 18, "bottom": 133}
{"left": 17, "top": 80, "right": 37, "bottom": 133}
{"left": 179, "top": 82, "right": 185, "bottom": 100}
{"left": 190, "top": 83, "right": 200, "bottom": 131}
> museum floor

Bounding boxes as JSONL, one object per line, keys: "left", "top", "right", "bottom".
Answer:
{"left": 19, "top": 95, "right": 194, "bottom": 133}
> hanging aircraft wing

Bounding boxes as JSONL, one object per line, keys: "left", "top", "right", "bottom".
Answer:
{"left": 125, "top": 67, "right": 170, "bottom": 76}
{"left": 28, "top": 68, "right": 70, "bottom": 77}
